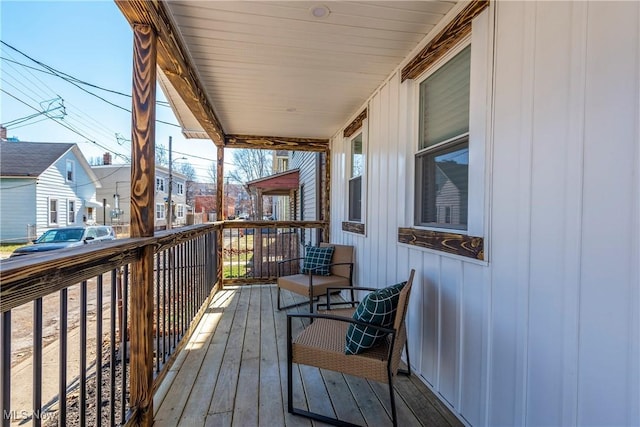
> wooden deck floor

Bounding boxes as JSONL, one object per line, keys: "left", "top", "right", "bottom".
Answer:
{"left": 153, "top": 285, "right": 463, "bottom": 427}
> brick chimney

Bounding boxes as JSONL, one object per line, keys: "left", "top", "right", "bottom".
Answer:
{"left": 103, "top": 152, "right": 112, "bottom": 165}
{"left": 0, "top": 125, "right": 7, "bottom": 141}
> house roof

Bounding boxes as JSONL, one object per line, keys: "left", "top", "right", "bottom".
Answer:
{"left": 436, "top": 161, "right": 468, "bottom": 193}
{"left": 0, "top": 141, "right": 102, "bottom": 188}
{"left": 116, "top": 1, "right": 462, "bottom": 146}
{"left": 0, "top": 141, "right": 75, "bottom": 177}
{"left": 246, "top": 169, "right": 300, "bottom": 195}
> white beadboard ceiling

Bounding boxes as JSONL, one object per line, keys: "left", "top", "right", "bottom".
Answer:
{"left": 159, "top": 1, "right": 458, "bottom": 140}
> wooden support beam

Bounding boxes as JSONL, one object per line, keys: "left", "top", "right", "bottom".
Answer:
{"left": 225, "top": 134, "right": 330, "bottom": 152}
{"left": 401, "top": 0, "right": 489, "bottom": 82}
{"left": 256, "top": 189, "right": 264, "bottom": 219}
{"left": 216, "top": 146, "right": 224, "bottom": 288}
{"left": 115, "top": 0, "right": 225, "bottom": 145}
{"left": 323, "top": 150, "right": 331, "bottom": 242}
{"left": 289, "top": 189, "right": 296, "bottom": 221}
{"left": 129, "top": 23, "right": 156, "bottom": 427}
{"left": 216, "top": 147, "right": 224, "bottom": 222}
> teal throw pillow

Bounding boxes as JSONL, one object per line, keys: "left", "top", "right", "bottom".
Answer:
{"left": 301, "top": 245, "right": 335, "bottom": 276}
{"left": 345, "top": 282, "right": 406, "bottom": 355}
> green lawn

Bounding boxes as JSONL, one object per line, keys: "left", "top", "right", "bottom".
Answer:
{"left": 0, "top": 243, "right": 26, "bottom": 258}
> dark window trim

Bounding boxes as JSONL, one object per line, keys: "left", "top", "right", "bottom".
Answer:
{"left": 398, "top": 227, "right": 483, "bottom": 260}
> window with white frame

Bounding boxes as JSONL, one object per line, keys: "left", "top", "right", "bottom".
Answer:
{"left": 68, "top": 200, "right": 76, "bottom": 224}
{"left": 66, "top": 160, "right": 75, "bottom": 182}
{"left": 49, "top": 198, "right": 59, "bottom": 225}
{"left": 176, "top": 204, "right": 185, "bottom": 218}
{"left": 176, "top": 182, "right": 184, "bottom": 195}
{"left": 415, "top": 45, "right": 470, "bottom": 230}
{"left": 156, "top": 177, "right": 165, "bottom": 192}
{"left": 155, "top": 203, "right": 165, "bottom": 220}
{"left": 348, "top": 131, "right": 365, "bottom": 222}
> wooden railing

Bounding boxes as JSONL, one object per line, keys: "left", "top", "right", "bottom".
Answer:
{"left": 0, "top": 220, "right": 326, "bottom": 426}
{"left": 221, "top": 220, "right": 326, "bottom": 285}
{"left": 0, "top": 224, "right": 219, "bottom": 426}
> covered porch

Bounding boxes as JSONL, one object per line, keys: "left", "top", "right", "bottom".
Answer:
{"left": 4, "top": 0, "right": 638, "bottom": 426}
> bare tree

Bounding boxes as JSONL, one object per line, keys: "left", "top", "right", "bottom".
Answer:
{"left": 207, "top": 161, "right": 217, "bottom": 186}
{"left": 228, "top": 149, "right": 272, "bottom": 183}
{"left": 177, "top": 162, "right": 197, "bottom": 181}
{"left": 156, "top": 144, "right": 168, "bottom": 166}
{"left": 227, "top": 149, "right": 273, "bottom": 218}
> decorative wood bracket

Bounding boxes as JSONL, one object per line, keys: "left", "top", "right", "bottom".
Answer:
{"left": 398, "top": 227, "right": 484, "bottom": 260}
{"left": 401, "top": 0, "right": 489, "bottom": 82}
{"left": 343, "top": 109, "right": 368, "bottom": 138}
{"left": 342, "top": 222, "right": 365, "bottom": 235}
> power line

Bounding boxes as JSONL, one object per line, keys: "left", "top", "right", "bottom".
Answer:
{"left": 1, "top": 42, "right": 179, "bottom": 127}
{"left": 1, "top": 49, "right": 60, "bottom": 100}
{"left": 1, "top": 88, "right": 130, "bottom": 162}
{"left": 1, "top": 56, "right": 172, "bottom": 107}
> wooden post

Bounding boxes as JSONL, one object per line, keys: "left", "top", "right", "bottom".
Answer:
{"left": 216, "top": 147, "right": 224, "bottom": 221}
{"left": 256, "top": 189, "right": 264, "bottom": 219}
{"left": 129, "top": 23, "right": 157, "bottom": 426}
{"left": 216, "top": 146, "right": 224, "bottom": 287}
{"left": 323, "top": 149, "right": 331, "bottom": 242}
{"left": 289, "top": 189, "right": 296, "bottom": 221}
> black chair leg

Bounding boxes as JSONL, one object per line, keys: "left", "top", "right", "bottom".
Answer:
{"left": 388, "top": 379, "right": 398, "bottom": 427}
{"left": 404, "top": 339, "right": 411, "bottom": 376}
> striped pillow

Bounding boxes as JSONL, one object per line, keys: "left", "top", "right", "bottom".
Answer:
{"left": 345, "top": 282, "right": 406, "bottom": 355}
{"left": 301, "top": 245, "right": 335, "bottom": 276}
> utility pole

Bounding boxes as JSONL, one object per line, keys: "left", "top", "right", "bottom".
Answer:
{"left": 167, "top": 136, "right": 173, "bottom": 230}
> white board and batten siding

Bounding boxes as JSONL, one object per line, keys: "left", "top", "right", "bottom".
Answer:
{"left": 331, "top": 2, "right": 639, "bottom": 426}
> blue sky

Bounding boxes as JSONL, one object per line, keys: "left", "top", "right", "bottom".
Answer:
{"left": 0, "top": 1, "right": 218, "bottom": 180}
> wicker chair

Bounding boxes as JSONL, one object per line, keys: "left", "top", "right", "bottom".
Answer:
{"left": 286, "top": 269, "right": 415, "bottom": 427}
{"left": 277, "top": 242, "right": 354, "bottom": 313}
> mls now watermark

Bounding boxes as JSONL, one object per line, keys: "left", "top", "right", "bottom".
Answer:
{"left": 3, "top": 409, "right": 55, "bottom": 421}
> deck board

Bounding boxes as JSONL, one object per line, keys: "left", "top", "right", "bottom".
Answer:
{"left": 155, "top": 285, "right": 464, "bottom": 427}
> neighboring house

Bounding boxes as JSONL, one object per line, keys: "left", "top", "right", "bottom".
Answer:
{"left": 189, "top": 181, "right": 216, "bottom": 218}
{"left": 92, "top": 161, "right": 187, "bottom": 229}
{"left": 0, "top": 141, "right": 103, "bottom": 243}
{"left": 271, "top": 150, "right": 289, "bottom": 220}
{"left": 289, "top": 151, "right": 325, "bottom": 244}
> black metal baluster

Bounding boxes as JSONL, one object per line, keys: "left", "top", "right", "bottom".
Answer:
{"left": 59, "top": 289, "right": 67, "bottom": 427}
{"left": 155, "top": 253, "right": 160, "bottom": 373}
{"left": 1, "top": 311, "right": 11, "bottom": 427}
{"left": 80, "top": 281, "right": 87, "bottom": 426}
{"left": 121, "top": 266, "right": 128, "bottom": 422}
{"left": 171, "top": 247, "right": 176, "bottom": 350}
{"left": 96, "top": 275, "right": 103, "bottom": 427}
{"left": 180, "top": 243, "right": 185, "bottom": 337}
{"left": 33, "top": 298, "right": 43, "bottom": 427}
{"left": 109, "top": 270, "right": 116, "bottom": 427}
{"left": 162, "top": 250, "right": 168, "bottom": 364}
